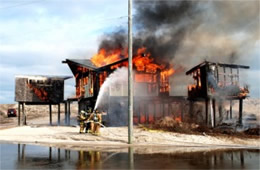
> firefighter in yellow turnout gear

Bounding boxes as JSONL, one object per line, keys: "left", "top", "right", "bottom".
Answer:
{"left": 87, "top": 109, "right": 102, "bottom": 136}
{"left": 78, "top": 110, "right": 87, "bottom": 133}
{"left": 78, "top": 108, "right": 92, "bottom": 133}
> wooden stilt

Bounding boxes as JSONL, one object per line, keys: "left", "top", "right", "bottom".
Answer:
{"left": 65, "top": 102, "right": 67, "bottom": 125}
{"left": 239, "top": 98, "right": 243, "bottom": 125}
{"left": 18, "top": 102, "right": 21, "bottom": 126}
{"left": 22, "top": 102, "right": 26, "bottom": 125}
{"left": 210, "top": 99, "right": 214, "bottom": 127}
{"left": 213, "top": 99, "right": 216, "bottom": 127}
{"left": 230, "top": 100, "right": 233, "bottom": 119}
{"left": 218, "top": 101, "right": 223, "bottom": 123}
{"left": 205, "top": 99, "right": 208, "bottom": 125}
{"left": 57, "top": 104, "right": 60, "bottom": 126}
{"left": 68, "top": 101, "right": 71, "bottom": 125}
{"left": 49, "top": 104, "right": 52, "bottom": 125}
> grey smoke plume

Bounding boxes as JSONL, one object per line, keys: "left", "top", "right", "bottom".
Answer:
{"left": 97, "top": 0, "right": 200, "bottom": 65}
{"left": 96, "top": 0, "right": 259, "bottom": 96}
{"left": 97, "top": 0, "right": 259, "bottom": 66}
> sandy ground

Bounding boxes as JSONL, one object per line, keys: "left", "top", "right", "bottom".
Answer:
{"left": 0, "top": 100, "right": 259, "bottom": 153}
{"left": 0, "top": 125, "right": 259, "bottom": 150}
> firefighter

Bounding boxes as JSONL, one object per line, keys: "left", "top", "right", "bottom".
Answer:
{"left": 78, "top": 110, "right": 87, "bottom": 133}
{"left": 84, "top": 107, "right": 92, "bottom": 133}
{"left": 88, "top": 109, "right": 102, "bottom": 135}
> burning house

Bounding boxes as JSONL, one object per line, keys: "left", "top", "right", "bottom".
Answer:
{"left": 15, "top": 75, "right": 71, "bottom": 125}
{"left": 62, "top": 0, "right": 254, "bottom": 127}
{"left": 63, "top": 48, "right": 186, "bottom": 126}
{"left": 186, "top": 61, "right": 250, "bottom": 127}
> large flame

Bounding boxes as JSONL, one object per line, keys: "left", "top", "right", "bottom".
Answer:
{"left": 91, "top": 48, "right": 123, "bottom": 67}
{"left": 90, "top": 47, "right": 175, "bottom": 93}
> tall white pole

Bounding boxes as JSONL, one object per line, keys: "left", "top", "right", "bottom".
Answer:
{"left": 128, "top": 0, "right": 133, "bottom": 144}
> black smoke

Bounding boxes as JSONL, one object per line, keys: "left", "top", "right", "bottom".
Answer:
{"left": 97, "top": 0, "right": 199, "bottom": 65}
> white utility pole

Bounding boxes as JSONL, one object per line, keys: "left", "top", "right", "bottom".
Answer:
{"left": 128, "top": 0, "right": 133, "bottom": 144}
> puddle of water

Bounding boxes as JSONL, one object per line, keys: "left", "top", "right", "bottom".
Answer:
{"left": 1, "top": 143, "right": 259, "bottom": 169}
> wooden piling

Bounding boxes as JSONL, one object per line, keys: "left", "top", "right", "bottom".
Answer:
{"left": 205, "top": 99, "right": 208, "bottom": 125}
{"left": 18, "top": 102, "right": 21, "bottom": 126}
{"left": 212, "top": 99, "right": 216, "bottom": 127}
{"left": 49, "top": 104, "right": 52, "bottom": 125}
{"left": 239, "top": 98, "right": 243, "bottom": 125}
{"left": 230, "top": 100, "right": 233, "bottom": 119}
{"left": 22, "top": 102, "right": 26, "bottom": 125}
{"left": 68, "top": 101, "right": 71, "bottom": 125}
{"left": 57, "top": 104, "right": 60, "bottom": 126}
{"left": 64, "top": 102, "right": 67, "bottom": 125}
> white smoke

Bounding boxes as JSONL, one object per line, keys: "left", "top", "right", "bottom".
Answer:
{"left": 94, "top": 67, "right": 128, "bottom": 110}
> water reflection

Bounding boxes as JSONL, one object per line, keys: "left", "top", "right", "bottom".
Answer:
{"left": 1, "top": 143, "right": 259, "bottom": 169}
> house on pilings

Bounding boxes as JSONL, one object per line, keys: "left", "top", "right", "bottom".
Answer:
{"left": 186, "top": 61, "right": 250, "bottom": 127}
{"left": 63, "top": 58, "right": 186, "bottom": 126}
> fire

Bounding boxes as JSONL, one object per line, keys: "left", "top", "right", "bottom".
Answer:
{"left": 91, "top": 47, "right": 176, "bottom": 93}
{"left": 175, "top": 116, "right": 182, "bottom": 123}
{"left": 91, "top": 48, "right": 123, "bottom": 67}
{"left": 133, "top": 47, "right": 163, "bottom": 73}
{"left": 27, "top": 83, "right": 48, "bottom": 101}
{"left": 160, "top": 68, "right": 175, "bottom": 93}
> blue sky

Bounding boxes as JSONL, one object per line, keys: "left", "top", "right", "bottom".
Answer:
{"left": 0, "top": 0, "right": 259, "bottom": 104}
{"left": 0, "top": 0, "right": 128, "bottom": 103}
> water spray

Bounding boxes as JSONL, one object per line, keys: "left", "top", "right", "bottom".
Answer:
{"left": 94, "top": 67, "right": 128, "bottom": 110}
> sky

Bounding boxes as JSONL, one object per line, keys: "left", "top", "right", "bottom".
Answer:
{"left": 0, "top": 0, "right": 259, "bottom": 104}
{"left": 0, "top": 0, "right": 128, "bottom": 103}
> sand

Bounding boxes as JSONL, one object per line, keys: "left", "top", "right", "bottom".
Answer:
{"left": 0, "top": 100, "right": 259, "bottom": 153}
{"left": 0, "top": 125, "right": 259, "bottom": 150}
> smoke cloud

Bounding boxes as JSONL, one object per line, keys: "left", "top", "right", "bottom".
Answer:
{"left": 96, "top": 0, "right": 259, "bottom": 95}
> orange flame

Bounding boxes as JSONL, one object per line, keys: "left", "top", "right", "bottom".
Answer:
{"left": 90, "top": 47, "right": 176, "bottom": 93}
{"left": 91, "top": 48, "right": 123, "bottom": 67}
{"left": 175, "top": 116, "right": 182, "bottom": 123}
{"left": 27, "top": 83, "right": 48, "bottom": 101}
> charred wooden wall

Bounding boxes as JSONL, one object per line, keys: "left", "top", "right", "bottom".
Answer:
{"left": 15, "top": 77, "right": 64, "bottom": 103}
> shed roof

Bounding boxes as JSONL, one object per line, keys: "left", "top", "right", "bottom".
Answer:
{"left": 186, "top": 60, "right": 250, "bottom": 75}
{"left": 15, "top": 75, "right": 72, "bottom": 80}
{"left": 63, "top": 59, "right": 98, "bottom": 70}
{"left": 63, "top": 57, "right": 128, "bottom": 71}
